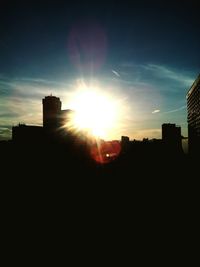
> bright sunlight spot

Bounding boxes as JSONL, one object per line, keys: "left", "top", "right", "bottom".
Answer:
{"left": 68, "top": 89, "right": 118, "bottom": 139}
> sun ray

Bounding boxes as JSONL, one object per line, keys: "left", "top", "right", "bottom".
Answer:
{"left": 66, "top": 86, "right": 119, "bottom": 140}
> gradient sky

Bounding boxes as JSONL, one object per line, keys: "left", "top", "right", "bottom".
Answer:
{"left": 0, "top": 0, "right": 199, "bottom": 140}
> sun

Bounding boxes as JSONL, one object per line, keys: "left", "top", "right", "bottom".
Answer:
{"left": 67, "top": 89, "right": 118, "bottom": 139}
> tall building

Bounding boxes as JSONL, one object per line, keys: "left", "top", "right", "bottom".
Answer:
{"left": 12, "top": 96, "right": 74, "bottom": 143}
{"left": 187, "top": 74, "right": 200, "bottom": 155}
{"left": 162, "top": 123, "right": 182, "bottom": 152}
{"left": 42, "top": 96, "right": 61, "bottom": 129}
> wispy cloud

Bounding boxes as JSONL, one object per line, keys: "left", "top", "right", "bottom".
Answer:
{"left": 112, "top": 70, "right": 120, "bottom": 77}
{"left": 0, "top": 111, "right": 21, "bottom": 118}
{"left": 152, "top": 109, "right": 160, "bottom": 114}
{"left": 0, "top": 126, "right": 12, "bottom": 140}
{"left": 142, "top": 64, "right": 194, "bottom": 87}
{"left": 119, "top": 62, "right": 196, "bottom": 86}
{"left": 19, "top": 77, "right": 71, "bottom": 87}
{"left": 163, "top": 105, "right": 186, "bottom": 114}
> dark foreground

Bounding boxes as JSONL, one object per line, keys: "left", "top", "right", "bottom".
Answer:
{"left": 0, "top": 141, "right": 198, "bottom": 261}
{"left": 1, "top": 140, "right": 198, "bottom": 193}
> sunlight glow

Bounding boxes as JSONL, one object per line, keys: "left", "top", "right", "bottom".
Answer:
{"left": 67, "top": 88, "right": 119, "bottom": 139}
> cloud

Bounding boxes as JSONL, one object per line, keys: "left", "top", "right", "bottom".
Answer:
{"left": 0, "top": 112, "right": 21, "bottom": 118}
{"left": 0, "top": 126, "right": 12, "bottom": 140}
{"left": 112, "top": 70, "right": 120, "bottom": 77}
{"left": 142, "top": 64, "right": 194, "bottom": 87}
{"left": 152, "top": 109, "right": 160, "bottom": 114}
{"left": 19, "top": 77, "right": 70, "bottom": 87}
{"left": 119, "top": 62, "right": 196, "bottom": 88}
{"left": 163, "top": 105, "right": 186, "bottom": 114}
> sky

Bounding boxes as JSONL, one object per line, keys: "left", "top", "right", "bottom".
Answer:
{"left": 0, "top": 0, "right": 199, "bottom": 141}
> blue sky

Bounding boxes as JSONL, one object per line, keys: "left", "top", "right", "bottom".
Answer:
{"left": 0, "top": 0, "right": 199, "bottom": 140}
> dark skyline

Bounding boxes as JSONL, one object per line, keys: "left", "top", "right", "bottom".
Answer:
{"left": 0, "top": 0, "right": 200, "bottom": 140}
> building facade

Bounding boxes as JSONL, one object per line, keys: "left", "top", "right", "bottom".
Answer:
{"left": 187, "top": 74, "right": 200, "bottom": 155}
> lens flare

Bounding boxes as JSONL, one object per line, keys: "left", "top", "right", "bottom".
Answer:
{"left": 90, "top": 140, "right": 121, "bottom": 164}
{"left": 68, "top": 21, "right": 107, "bottom": 72}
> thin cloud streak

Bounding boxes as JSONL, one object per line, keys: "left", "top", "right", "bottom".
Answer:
{"left": 112, "top": 70, "right": 120, "bottom": 77}
{"left": 152, "top": 109, "right": 160, "bottom": 114}
{"left": 19, "top": 77, "right": 72, "bottom": 87}
{"left": 119, "top": 62, "right": 195, "bottom": 88}
{"left": 142, "top": 64, "right": 194, "bottom": 87}
{"left": 163, "top": 105, "right": 186, "bottom": 114}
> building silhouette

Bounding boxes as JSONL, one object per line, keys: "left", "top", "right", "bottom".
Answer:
{"left": 121, "top": 136, "right": 130, "bottom": 152}
{"left": 11, "top": 94, "right": 187, "bottom": 162}
{"left": 42, "top": 96, "right": 74, "bottom": 132}
{"left": 42, "top": 95, "right": 62, "bottom": 130}
{"left": 187, "top": 74, "right": 200, "bottom": 155}
{"left": 121, "top": 136, "right": 129, "bottom": 143}
{"left": 162, "top": 123, "right": 182, "bottom": 152}
{"left": 13, "top": 95, "right": 74, "bottom": 143}
{"left": 12, "top": 124, "right": 43, "bottom": 143}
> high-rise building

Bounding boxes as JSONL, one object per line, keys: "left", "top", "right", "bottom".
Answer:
{"left": 162, "top": 123, "right": 182, "bottom": 152}
{"left": 12, "top": 96, "right": 74, "bottom": 143}
{"left": 187, "top": 74, "right": 200, "bottom": 155}
{"left": 42, "top": 96, "right": 61, "bottom": 129}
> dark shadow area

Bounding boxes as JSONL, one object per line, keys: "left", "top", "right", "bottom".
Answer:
{"left": 0, "top": 135, "right": 198, "bottom": 259}
{"left": 0, "top": 137, "right": 198, "bottom": 191}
